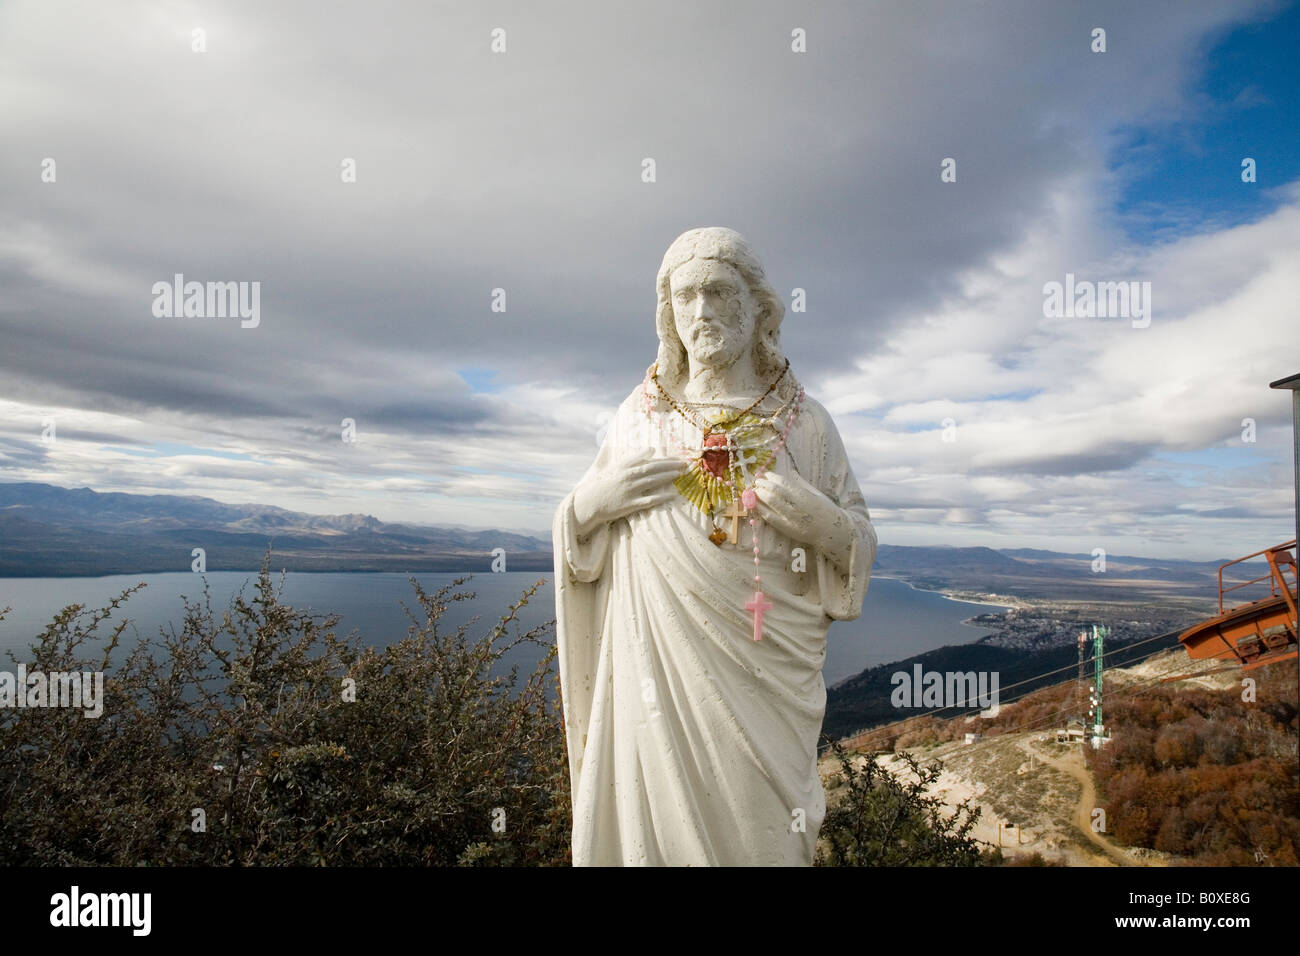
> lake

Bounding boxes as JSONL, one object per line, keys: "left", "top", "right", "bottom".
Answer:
{"left": 0, "top": 571, "right": 1005, "bottom": 688}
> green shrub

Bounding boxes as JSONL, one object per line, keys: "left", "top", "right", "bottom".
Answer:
{"left": 0, "top": 552, "right": 570, "bottom": 866}
{"left": 815, "top": 739, "right": 993, "bottom": 866}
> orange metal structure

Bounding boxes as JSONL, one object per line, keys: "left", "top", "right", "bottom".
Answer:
{"left": 1178, "top": 540, "right": 1298, "bottom": 671}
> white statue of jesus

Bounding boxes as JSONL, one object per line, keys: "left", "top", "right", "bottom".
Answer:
{"left": 552, "top": 227, "right": 878, "bottom": 866}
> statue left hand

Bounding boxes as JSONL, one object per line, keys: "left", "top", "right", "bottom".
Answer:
{"left": 751, "top": 471, "right": 857, "bottom": 571}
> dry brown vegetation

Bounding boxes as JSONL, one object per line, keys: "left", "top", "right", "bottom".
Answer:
{"left": 1086, "top": 659, "right": 1298, "bottom": 865}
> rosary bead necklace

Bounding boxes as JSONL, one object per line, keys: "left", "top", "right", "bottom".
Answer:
{"left": 639, "top": 362, "right": 805, "bottom": 641}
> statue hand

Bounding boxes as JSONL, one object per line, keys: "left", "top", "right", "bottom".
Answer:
{"left": 751, "top": 471, "right": 856, "bottom": 570}
{"left": 572, "top": 448, "right": 682, "bottom": 536}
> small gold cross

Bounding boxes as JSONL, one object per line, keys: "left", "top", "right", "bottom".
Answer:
{"left": 722, "top": 497, "right": 749, "bottom": 545}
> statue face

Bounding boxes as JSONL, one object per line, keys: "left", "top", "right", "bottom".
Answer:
{"left": 669, "top": 258, "right": 756, "bottom": 370}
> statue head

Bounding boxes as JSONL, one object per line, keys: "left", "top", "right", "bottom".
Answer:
{"left": 654, "top": 227, "right": 796, "bottom": 400}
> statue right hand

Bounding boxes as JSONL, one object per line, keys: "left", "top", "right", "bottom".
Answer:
{"left": 572, "top": 448, "right": 683, "bottom": 535}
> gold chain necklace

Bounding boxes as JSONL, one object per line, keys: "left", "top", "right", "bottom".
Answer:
{"left": 650, "top": 358, "right": 790, "bottom": 435}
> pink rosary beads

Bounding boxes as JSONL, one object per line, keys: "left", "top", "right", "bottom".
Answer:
{"left": 739, "top": 386, "right": 802, "bottom": 641}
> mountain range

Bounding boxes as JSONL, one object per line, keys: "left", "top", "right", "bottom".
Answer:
{"left": 0, "top": 481, "right": 551, "bottom": 575}
{"left": 0, "top": 481, "right": 1254, "bottom": 597}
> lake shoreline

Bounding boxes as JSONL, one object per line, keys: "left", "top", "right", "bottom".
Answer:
{"left": 869, "top": 572, "right": 1029, "bottom": 626}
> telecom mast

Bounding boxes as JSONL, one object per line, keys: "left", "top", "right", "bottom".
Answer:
{"left": 1076, "top": 630, "right": 1089, "bottom": 721}
{"left": 1088, "top": 625, "right": 1108, "bottom": 748}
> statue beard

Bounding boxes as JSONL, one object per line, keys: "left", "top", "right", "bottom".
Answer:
{"left": 686, "top": 329, "right": 747, "bottom": 370}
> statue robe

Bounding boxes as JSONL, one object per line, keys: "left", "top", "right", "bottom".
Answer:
{"left": 552, "top": 380, "right": 877, "bottom": 866}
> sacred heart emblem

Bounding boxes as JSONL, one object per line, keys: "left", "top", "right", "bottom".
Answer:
{"left": 700, "top": 432, "right": 730, "bottom": 479}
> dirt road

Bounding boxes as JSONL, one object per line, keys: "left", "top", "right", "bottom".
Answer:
{"left": 1017, "top": 738, "right": 1151, "bottom": 866}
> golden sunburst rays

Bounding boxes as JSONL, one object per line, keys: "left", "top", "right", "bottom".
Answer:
{"left": 674, "top": 461, "right": 731, "bottom": 514}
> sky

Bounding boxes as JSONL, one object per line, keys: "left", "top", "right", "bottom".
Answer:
{"left": 1, "top": 0, "right": 1298, "bottom": 560}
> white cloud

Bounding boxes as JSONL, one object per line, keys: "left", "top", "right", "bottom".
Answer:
{"left": 0, "top": 0, "right": 1293, "bottom": 557}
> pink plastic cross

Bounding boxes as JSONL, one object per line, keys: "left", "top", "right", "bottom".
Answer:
{"left": 746, "top": 590, "right": 773, "bottom": 642}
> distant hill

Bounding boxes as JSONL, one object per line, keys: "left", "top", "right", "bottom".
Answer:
{"left": 0, "top": 480, "right": 1251, "bottom": 585}
{"left": 874, "top": 541, "right": 1229, "bottom": 602}
{"left": 822, "top": 627, "right": 1189, "bottom": 741}
{"left": 0, "top": 481, "right": 551, "bottom": 576}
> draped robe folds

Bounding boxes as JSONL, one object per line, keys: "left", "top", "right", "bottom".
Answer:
{"left": 552, "top": 378, "right": 878, "bottom": 866}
